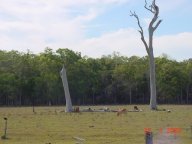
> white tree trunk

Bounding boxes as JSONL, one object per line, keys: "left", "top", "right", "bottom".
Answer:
{"left": 60, "top": 65, "right": 73, "bottom": 112}
{"left": 149, "top": 51, "right": 157, "bottom": 109}
{"left": 149, "top": 30, "right": 157, "bottom": 110}
{"left": 131, "top": 0, "right": 161, "bottom": 110}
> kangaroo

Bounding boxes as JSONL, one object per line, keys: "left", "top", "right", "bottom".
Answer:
{"left": 117, "top": 108, "right": 127, "bottom": 116}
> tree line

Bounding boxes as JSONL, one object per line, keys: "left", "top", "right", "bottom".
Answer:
{"left": 0, "top": 48, "right": 192, "bottom": 106}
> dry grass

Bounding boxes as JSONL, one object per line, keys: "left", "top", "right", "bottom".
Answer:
{"left": 0, "top": 105, "right": 192, "bottom": 144}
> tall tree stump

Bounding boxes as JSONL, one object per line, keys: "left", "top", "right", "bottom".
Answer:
{"left": 145, "top": 131, "right": 153, "bottom": 144}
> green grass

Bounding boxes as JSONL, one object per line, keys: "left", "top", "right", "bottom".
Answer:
{"left": 0, "top": 105, "right": 192, "bottom": 144}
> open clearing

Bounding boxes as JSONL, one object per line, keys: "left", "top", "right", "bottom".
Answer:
{"left": 0, "top": 105, "right": 192, "bottom": 144}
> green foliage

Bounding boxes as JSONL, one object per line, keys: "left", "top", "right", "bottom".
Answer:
{"left": 0, "top": 48, "right": 192, "bottom": 105}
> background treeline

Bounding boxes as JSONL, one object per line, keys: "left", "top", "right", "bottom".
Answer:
{"left": 0, "top": 48, "right": 192, "bottom": 106}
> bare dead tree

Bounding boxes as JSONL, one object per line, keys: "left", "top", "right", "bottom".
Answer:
{"left": 130, "top": 0, "right": 162, "bottom": 110}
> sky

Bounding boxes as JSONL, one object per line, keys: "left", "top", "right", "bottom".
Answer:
{"left": 0, "top": 0, "right": 192, "bottom": 61}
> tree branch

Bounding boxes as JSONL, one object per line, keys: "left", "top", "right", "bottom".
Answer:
{"left": 148, "top": 0, "right": 162, "bottom": 32}
{"left": 153, "top": 19, "right": 162, "bottom": 31}
{"left": 130, "top": 11, "right": 150, "bottom": 55}
{"left": 144, "top": 0, "right": 155, "bottom": 13}
{"left": 130, "top": 11, "right": 143, "bottom": 34}
{"left": 140, "top": 34, "right": 150, "bottom": 55}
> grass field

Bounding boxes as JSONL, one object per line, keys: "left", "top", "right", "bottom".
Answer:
{"left": 0, "top": 105, "right": 192, "bottom": 144}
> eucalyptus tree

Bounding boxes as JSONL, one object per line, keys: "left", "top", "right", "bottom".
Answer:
{"left": 37, "top": 48, "right": 62, "bottom": 105}
{"left": 130, "top": 0, "right": 162, "bottom": 109}
{"left": 0, "top": 50, "right": 22, "bottom": 105}
{"left": 184, "top": 59, "right": 192, "bottom": 104}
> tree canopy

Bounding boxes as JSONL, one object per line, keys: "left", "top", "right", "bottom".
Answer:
{"left": 0, "top": 48, "right": 192, "bottom": 106}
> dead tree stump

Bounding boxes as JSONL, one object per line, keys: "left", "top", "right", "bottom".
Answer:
{"left": 145, "top": 131, "right": 153, "bottom": 144}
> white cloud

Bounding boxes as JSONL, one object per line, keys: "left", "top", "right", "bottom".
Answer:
{"left": 157, "top": 0, "right": 188, "bottom": 12}
{"left": 74, "top": 29, "right": 192, "bottom": 61}
{"left": 0, "top": 0, "right": 130, "bottom": 52}
{"left": 76, "top": 28, "right": 145, "bottom": 57}
{"left": 0, "top": 0, "right": 191, "bottom": 61}
{"left": 154, "top": 32, "right": 192, "bottom": 60}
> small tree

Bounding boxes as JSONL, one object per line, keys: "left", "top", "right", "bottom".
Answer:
{"left": 1, "top": 117, "right": 8, "bottom": 139}
{"left": 130, "top": 0, "right": 162, "bottom": 110}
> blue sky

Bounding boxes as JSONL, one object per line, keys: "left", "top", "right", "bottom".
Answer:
{"left": 0, "top": 0, "right": 192, "bottom": 61}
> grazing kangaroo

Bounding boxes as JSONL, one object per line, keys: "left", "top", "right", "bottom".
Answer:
{"left": 134, "top": 106, "right": 139, "bottom": 111}
{"left": 117, "top": 108, "right": 127, "bottom": 116}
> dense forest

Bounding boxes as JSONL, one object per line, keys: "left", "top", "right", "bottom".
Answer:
{"left": 0, "top": 48, "right": 192, "bottom": 106}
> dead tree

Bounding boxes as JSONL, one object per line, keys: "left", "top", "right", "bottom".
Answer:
{"left": 60, "top": 65, "right": 73, "bottom": 112}
{"left": 130, "top": 0, "right": 162, "bottom": 110}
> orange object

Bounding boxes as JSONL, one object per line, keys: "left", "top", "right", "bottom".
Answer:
{"left": 159, "top": 128, "right": 163, "bottom": 134}
{"left": 166, "top": 128, "right": 181, "bottom": 135}
{"left": 144, "top": 128, "right": 152, "bottom": 133}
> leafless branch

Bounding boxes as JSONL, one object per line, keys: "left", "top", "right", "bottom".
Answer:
{"left": 148, "top": 0, "right": 162, "bottom": 32}
{"left": 144, "top": 0, "right": 155, "bottom": 13}
{"left": 130, "top": 11, "right": 143, "bottom": 34}
{"left": 130, "top": 11, "right": 150, "bottom": 55}
{"left": 153, "top": 19, "right": 162, "bottom": 31}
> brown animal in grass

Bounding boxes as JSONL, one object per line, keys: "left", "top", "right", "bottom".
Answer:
{"left": 134, "top": 106, "right": 139, "bottom": 111}
{"left": 117, "top": 108, "right": 127, "bottom": 116}
{"left": 74, "top": 107, "right": 80, "bottom": 112}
